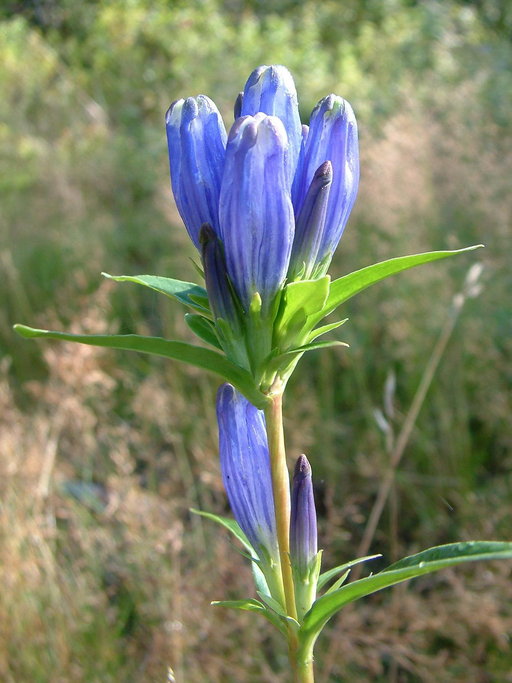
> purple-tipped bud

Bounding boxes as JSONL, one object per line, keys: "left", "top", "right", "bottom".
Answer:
{"left": 219, "top": 113, "right": 295, "bottom": 313}
{"left": 217, "top": 384, "right": 279, "bottom": 564}
{"left": 240, "top": 65, "right": 302, "bottom": 184}
{"left": 290, "top": 455, "right": 318, "bottom": 576}
{"left": 165, "top": 95, "right": 227, "bottom": 247}
{"left": 234, "top": 91, "right": 244, "bottom": 119}
{"left": 291, "top": 95, "right": 359, "bottom": 274}
{"left": 288, "top": 161, "right": 333, "bottom": 280}
{"left": 200, "top": 224, "right": 240, "bottom": 328}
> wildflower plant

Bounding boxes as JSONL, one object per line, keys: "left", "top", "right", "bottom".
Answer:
{"left": 14, "top": 65, "right": 512, "bottom": 681}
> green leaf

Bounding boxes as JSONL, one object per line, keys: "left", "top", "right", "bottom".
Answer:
{"left": 383, "top": 540, "right": 512, "bottom": 572}
{"left": 14, "top": 324, "right": 268, "bottom": 409}
{"left": 212, "top": 599, "right": 287, "bottom": 635}
{"left": 274, "top": 276, "right": 330, "bottom": 343}
{"left": 320, "top": 246, "right": 483, "bottom": 319}
{"left": 300, "top": 541, "right": 512, "bottom": 651}
{"left": 307, "top": 318, "right": 348, "bottom": 343}
{"left": 211, "top": 598, "right": 265, "bottom": 613}
{"left": 190, "top": 509, "right": 254, "bottom": 555}
{"left": 317, "top": 554, "right": 381, "bottom": 591}
{"left": 184, "top": 314, "right": 222, "bottom": 349}
{"left": 102, "top": 273, "right": 210, "bottom": 314}
{"left": 324, "top": 570, "right": 350, "bottom": 594}
{"left": 269, "top": 340, "right": 349, "bottom": 371}
{"left": 279, "top": 340, "right": 349, "bottom": 357}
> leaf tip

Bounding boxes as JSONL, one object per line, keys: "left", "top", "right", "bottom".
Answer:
{"left": 13, "top": 324, "right": 41, "bottom": 338}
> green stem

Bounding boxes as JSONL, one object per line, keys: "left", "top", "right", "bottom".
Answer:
{"left": 265, "top": 386, "right": 315, "bottom": 682}
{"left": 297, "top": 654, "right": 315, "bottom": 683}
{"left": 264, "top": 388, "right": 297, "bottom": 622}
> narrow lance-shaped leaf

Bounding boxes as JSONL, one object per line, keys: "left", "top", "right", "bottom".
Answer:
{"left": 13, "top": 324, "right": 269, "bottom": 409}
{"left": 298, "top": 541, "right": 512, "bottom": 658}
{"left": 184, "top": 314, "right": 222, "bottom": 349}
{"left": 102, "top": 273, "right": 210, "bottom": 315}
{"left": 318, "top": 246, "right": 483, "bottom": 321}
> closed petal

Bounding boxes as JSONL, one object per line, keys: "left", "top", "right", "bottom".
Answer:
{"left": 288, "top": 161, "right": 333, "bottom": 280}
{"left": 166, "top": 95, "right": 227, "bottom": 247}
{"left": 240, "top": 65, "right": 302, "bottom": 184}
{"left": 290, "top": 455, "right": 317, "bottom": 576}
{"left": 292, "top": 95, "right": 359, "bottom": 273}
{"left": 217, "top": 384, "right": 278, "bottom": 562}
{"left": 199, "top": 224, "right": 239, "bottom": 327}
{"left": 219, "top": 114, "right": 294, "bottom": 312}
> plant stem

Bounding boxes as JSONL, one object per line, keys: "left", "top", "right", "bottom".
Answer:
{"left": 265, "top": 387, "right": 309, "bottom": 680}
{"left": 265, "top": 389, "right": 297, "bottom": 621}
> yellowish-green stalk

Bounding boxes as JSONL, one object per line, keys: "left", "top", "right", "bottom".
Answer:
{"left": 265, "top": 382, "right": 316, "bottom": 682}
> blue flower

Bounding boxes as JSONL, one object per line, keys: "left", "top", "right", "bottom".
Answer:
{"left": 290, "top": 95, "right": 359, "bottom": 279}
{"left": 166, "top": 65, "right": 359, "bottom": 312}
{"left": 219, "top": 113, "right": 295, "bottom": 313}
{"left": 165, "top": 95, "right": 226, "bottom": 247}
{"left": 290, "top": 454, "right": 318, "bottom": 577}
{"left": 216, "top": 383, "right": 279, "bottom": 566}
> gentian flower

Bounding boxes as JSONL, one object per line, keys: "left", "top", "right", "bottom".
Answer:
{"left": 290, "top": 454, "right": 318, "bottom": 577}
{"left": 219, "top": 113, "right": 295, "bottom": 313}
{"left": 166, "top": 65, "right": 359, "bottom": 316}
{"left": 165, "top": 95, "right": 226, "bottom": 248}
{"left": 216, "top": 383, "right": 279, "bottom": 568}
{"left": 290, "top": 94, "right": 359, "bottom": 279}
{"left": 290, "top": 454, "right": 320, "bottom": 620}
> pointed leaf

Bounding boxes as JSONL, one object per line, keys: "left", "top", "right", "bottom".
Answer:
{"left": 278, "top": 340, "right": 349, "bottom": 358}
{"left": 320, "top": 246, "right": 483, "bottom": 319}
{"left": 211, "top": 598, "right": 266, "bottom": 613}
{"left": 14, "top": 324, "right": 268, "bottom": 408}
{"left": 300, "top": 541, "right": 512, "bottom": 650}
{"left": 190, "top": 508, "right": 254, "bottom": 554}
{"left": 257, "top": 592, "right": 300, "bottom": 632}
{"left": 307, "top": 318, "right": 348, "bottom": 343}
{"left": 184, "top": 314, "right": 222, "bottom": 349}
{"left": 102, "top": 273, "right": 210, "bottom": 314}
{"left": 275, "top": 276, "right": 330, "bottom": 341}
{"left": 212, "top": 599, "right": 287, "bottom": 635}
{"left": 317, "top": 554, "right": 381, "bottom": 591}
{"left": 324, "top": 570, "right": 350, "bottom": 594}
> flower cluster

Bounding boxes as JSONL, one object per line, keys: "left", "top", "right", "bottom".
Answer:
{"left": 216, "top": 382, "right": 319, "bottom": 615}
{"left": 166, "top": 66, "right": 359, "bottom": 384}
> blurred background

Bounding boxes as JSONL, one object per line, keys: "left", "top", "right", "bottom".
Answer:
{"left": 1, "top": 0, "right": 511, "bottom": 681}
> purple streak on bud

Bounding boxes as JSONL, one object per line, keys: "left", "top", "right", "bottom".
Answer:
{"left": 240, "top": 65, "right": 302, "bottom": 185}
{"left": 292, "top": 95, "right": 359, "bottom": 274}
{"left": 165, "top": 95, "right": 227, "bottom": 247}
{"left": 234, "top": 91, "right": 243, "bottom": 119}
{"left": 217, "top": 384, "right": 278, "bottom": 562}
{"left": 219, "top": 113, "right": 294, "bottom": 313}
{"left": 290, "top": 455, "right": 317, "bottom": 576}
{"left": 288, "top": 161, "right": 333, "bottom": 280}
{"left": 199, "top": 224, "right": 239, "bottom": 327}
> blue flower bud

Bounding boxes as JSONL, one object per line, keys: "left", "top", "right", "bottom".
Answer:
{"left": 292, "top": 95, "right": 359, "bottom": 275}
{"left": 219, "top": 114, "right": 295, "bottom": 313}
{"left": 165, "top": 95, "right": 227, "bottom": 247}
{"left": 199, "top": 223, "right": 240, "bottom": 328}
{"left": 240, "top": 65, "right": 302, "bottom": 184}
{"left": 216, "top": 384, "right": 279, "bottom": 565}
{"left": 290, "top": 455, "right": 317, "bottom": 577}
{"left": 288, "top": 161, "right": 333, "bottom": 281}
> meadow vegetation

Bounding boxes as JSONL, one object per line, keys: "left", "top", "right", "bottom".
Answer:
{"left": 1, "top": 1, "right": 511, "bottom": 680}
